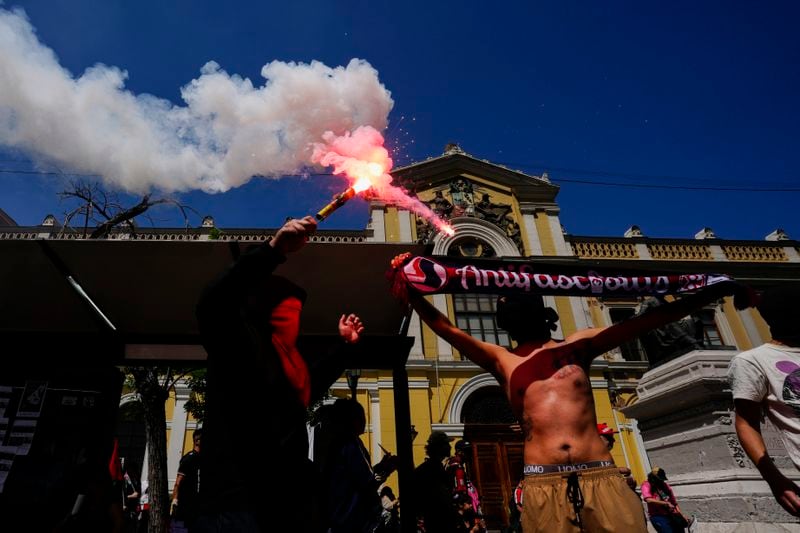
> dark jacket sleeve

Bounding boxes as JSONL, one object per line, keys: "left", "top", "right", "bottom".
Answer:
{"left": 198, "top": 242, "right": 351, "bottom": 401}
{"left": 196, "top": 243, "right": 286, "bottom": 323}
{"left": 196, "top": 243, "right": 288, "bottom": 389}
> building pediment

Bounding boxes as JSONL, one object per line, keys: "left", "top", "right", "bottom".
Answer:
{"left": 392, "top": 147, "right": 559, "bottom": 204}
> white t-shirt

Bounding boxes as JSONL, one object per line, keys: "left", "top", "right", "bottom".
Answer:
{"left": 729, "top": 343, "right": 800, "bottom": 470}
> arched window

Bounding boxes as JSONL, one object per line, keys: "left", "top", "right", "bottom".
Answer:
{"left": 446, "top": 236, "right": 496, "bottom": 259}
{"left": 461, "top": 386, "right": 516, "bottom": 424}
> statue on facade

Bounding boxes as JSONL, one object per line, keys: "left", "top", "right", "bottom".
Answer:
{"left": 475, "top": 193, "right": 512, "bottom": 225}
{"left": 636, "top": 296, "right": 705, "bottom": 364}
{"left": 416, "top": 218, "right": 434, "bottom": 244}
{"left": 504, "top": 216, "right": 524, "bottom": 254}
{"left": 428, "top": 190, "right": 453, "bottom": 220}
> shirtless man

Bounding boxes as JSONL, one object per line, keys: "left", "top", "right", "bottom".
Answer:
{"left": 391, "top": 254, "right": 752, "bottom": 532}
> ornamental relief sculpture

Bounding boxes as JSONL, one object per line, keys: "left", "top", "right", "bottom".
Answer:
{"left": 417, "top": 178, "right": 524, "bottom": 254}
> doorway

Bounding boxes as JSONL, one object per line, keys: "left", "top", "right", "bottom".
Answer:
{"left": 461, "top": 386, "right": 523, "bottom": 530}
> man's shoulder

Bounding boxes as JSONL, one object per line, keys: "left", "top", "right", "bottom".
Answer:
{"left": 179, "top": 450, "right": 200, "bottom": 466}
{"left": 562, "top": 327, "right": 606, "bottom": 343}
{"left": 732, "top": 343, "right": 784, "bottom": 364}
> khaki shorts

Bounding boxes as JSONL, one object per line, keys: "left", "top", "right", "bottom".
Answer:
{"left": 522, "top": 466, "right": 647, "bottom": 533}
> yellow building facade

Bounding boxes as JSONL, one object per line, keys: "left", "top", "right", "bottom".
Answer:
{"left": 7, "top": 144, "right": 794, "bottom": 528}
{"left": 308, "top": 144, "right": 797, "bottom": 527}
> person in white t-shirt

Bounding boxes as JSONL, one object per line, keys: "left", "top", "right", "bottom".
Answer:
{"left": 729, "top": 285, "right": 800, "bottom": 517}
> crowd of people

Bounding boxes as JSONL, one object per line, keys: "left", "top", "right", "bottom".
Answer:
{"left": 105, "top": 216, "right": 797, "bottom": 533}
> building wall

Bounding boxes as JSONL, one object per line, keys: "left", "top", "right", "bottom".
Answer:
{"left": 356, "top": 161, "right": 799, "bottom": 514}
{"left": 3, "top": 149, "right": 797, "bottom": 519}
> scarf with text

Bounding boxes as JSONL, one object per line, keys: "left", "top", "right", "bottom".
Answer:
{"left": 389, "top": 254, "right": 734, "bottom": 300}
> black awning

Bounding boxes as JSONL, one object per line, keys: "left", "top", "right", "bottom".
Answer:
{"left": 1, "top": 239, "right": 427, "bottom": 339}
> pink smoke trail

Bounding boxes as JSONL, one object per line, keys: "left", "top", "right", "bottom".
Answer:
{"left": 311, "top": 126, "right": 454, "bottom": 235}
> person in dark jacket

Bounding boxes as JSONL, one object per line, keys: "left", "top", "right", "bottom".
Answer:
{"left": 321, "top": 398, "right": 396, "bottom": 533}
{"left": 194, "top": 216, "right": 364, "bottom": 533}
{"left": 411, "top": 431, "right": 461, "bottom": 533}
{"left": 171, "top": 429, "right": 202, "bottom": 531}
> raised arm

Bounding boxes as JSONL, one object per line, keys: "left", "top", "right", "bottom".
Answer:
{"left": 566, "top": 280, "right": 753, "bottom": 363}
{"left": 196, "top": 216, "right": 318, "bottom": 391}
{"left": 305, "top": 314, "right": 365, "bottom": 402}
{"left": 409, "top": 291, "right": 506, "bottom": 379}
{"left": 197, "top": 216, "right": 318, "bottom": 322}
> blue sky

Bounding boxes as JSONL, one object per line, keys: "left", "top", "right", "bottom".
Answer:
{"left": 1, "top": 1, "right": 798, "bottom": 240}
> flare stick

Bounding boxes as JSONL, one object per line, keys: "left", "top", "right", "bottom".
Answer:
{"left": 315, "top": 187, "right": 356, "bottom": 221}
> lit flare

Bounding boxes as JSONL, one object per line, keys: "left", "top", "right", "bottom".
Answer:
{"left": 311, "top": 126, "right": 455, "bottom": 235}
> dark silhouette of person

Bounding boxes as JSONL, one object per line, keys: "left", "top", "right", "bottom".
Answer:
{"left": 411, "top": 431, "right": 461, "bottom": 533}
{"left": 195, "top": 216, "right": 364, "bottom": 532}
{"left": 171, "top": 428, "right": 202, "bottom": 531}
{"left": 447, "top": 440, "right": 484, "bottom": 529}
{"left": 453, "top": 492, "right": 484, "bottom": 533}
{"left": 54, "top": 443, "right": 124, "bottom": 533}
{"left": 377, "top": 485, "right": 400, "bottom": 533}
{"left": 121, "top": 460, "right": 141, "bottom": 532}
{"left": 320, "top": 398, "right": 395, "bottom": 533}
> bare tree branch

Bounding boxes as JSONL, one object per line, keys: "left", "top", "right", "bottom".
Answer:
{"left": 57, "top": 205, "right": 88, "bottom": 238}
{"left": 89, "top": 194, "right": 167, "bottom": 238}
{"left": 57, "top": 180, "right": 199, "bottom": 239}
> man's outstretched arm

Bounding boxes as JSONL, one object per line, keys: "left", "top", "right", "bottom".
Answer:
{"left": 734, "top": 398, "right": 800, "bottom": 516}
{"left": 408, "top": 291, "right": 506, "bottom": 379}
{"left": 569, "top": 280, "right": 753, "bottom": 363}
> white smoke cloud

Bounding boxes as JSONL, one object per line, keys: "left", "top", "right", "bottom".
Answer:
{"left": 0, "top": 7, "right": 394, "bottom": 193}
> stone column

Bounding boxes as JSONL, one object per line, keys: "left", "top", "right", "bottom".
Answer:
{"left": 167, "top": 381, "right": 190, "bottom": 488}
{"left": 622, "top": 350, "right": 800, "bottom": 529}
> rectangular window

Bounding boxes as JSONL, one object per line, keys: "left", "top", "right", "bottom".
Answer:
{"left": 697, "top": 308, "right": 727, "bottom": 347}
{"left": 452, "top": 294, "right": 511, "bottom": 348}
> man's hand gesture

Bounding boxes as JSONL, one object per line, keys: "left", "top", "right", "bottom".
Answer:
{"left": 270, "top": 216, "right": 317, "bottom": 255}
{"left": 339, "top": 314, "right": 364, "bottom": 344}
{"left": 769, "top": 474, "right": 800, "bottom": 517}
{"left": 387, "top": 252, "right": 413, "bottom": 302}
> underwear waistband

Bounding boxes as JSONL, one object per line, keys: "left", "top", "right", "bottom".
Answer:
{"left": 524, "top": 460, "right": 614, "bottom": 475}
